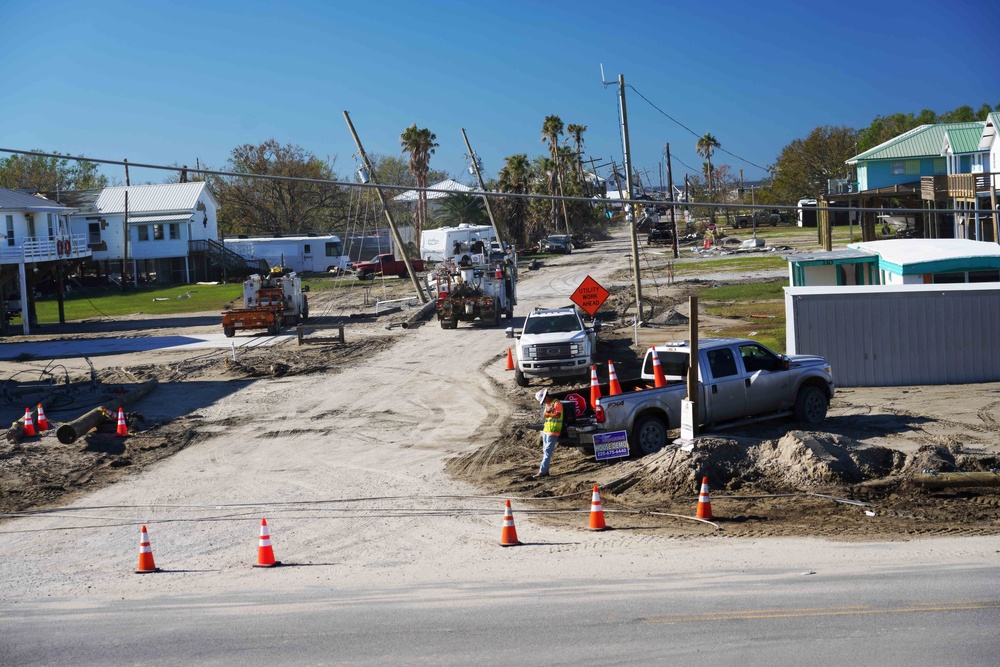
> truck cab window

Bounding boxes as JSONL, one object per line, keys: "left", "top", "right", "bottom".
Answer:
{"left": 739, "top": 344, "right": 779, "bottom": 372}
{"left": 707, "top": 348, "right": 738, "bottom": 378}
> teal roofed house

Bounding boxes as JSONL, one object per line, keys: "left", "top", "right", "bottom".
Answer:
{"left": 829, "top": 120, "right": 997, "bottom": 242}
{"left": 846, "top": 121, "right": 985, "bottom": 192}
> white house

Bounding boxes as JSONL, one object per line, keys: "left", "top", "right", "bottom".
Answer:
{"left": 65, "top": 182, "right": 220, "bottom": 284}
{"left": 0, "top": 187, "right": 89, "bottom": 334}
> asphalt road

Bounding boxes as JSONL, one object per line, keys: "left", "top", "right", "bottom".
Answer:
{"left": 3, "top": 565, "right": 997, "bottom": 665}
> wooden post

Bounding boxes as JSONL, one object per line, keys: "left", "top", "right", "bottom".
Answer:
{"left": 686, "top": 296, "right": 699, "bottom": 436}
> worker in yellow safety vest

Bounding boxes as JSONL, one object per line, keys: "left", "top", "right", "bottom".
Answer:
{"left": 535, "top": 388, "right": 563, "bottom": 478}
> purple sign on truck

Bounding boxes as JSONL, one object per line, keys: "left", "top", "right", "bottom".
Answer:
{"left": 593, "top": 430, "right": 629, "bottom": 461}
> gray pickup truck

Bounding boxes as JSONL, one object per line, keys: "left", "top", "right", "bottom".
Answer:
{"left": 559, "top": 338, "right": 834, "bottom": 456}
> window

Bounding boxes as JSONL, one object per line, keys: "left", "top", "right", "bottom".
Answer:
{"left": 169, "top": 224, "right": 180, "bottom": 240}
{"left": 303, "top": 244, "right": 311, "bottom": 254}
{"left": 933, "top": 158, "right": 946, "bottom": 175}
{"left": 325, "top": 241, "right": 343, "bottom": 257}
{"left": 739, "top": 344, "right": 780, "bottom": 373}
{"left": 707, "top": 348, "right": 739, "bottom": 379}
{"left": 932, "top": 272, "right": 964, "bottom": 284}
{"left": 88, "top": 222, "right": 101, "bottom": 244}
{"left": 5, "top": 215, "right": 13, "bottom": 247}
{"left": 891, "top": 161, "right": 906, "bottom": 175}
{"left": 137, "top": 226, "right": 149, "bottom": 241}
{"left": 47, "top": 213, "right": 54, "bottom": 237}
{"left": 153, "top": 224, "right": 164, "bottom": 240}
{"left": 968, "top": 270, "right": 1000, "bottom": 283}
{"left": 905, "top": 160, "right": 920, "bottom": 176}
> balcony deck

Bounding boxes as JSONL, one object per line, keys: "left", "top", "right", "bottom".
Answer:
{"left": 0, "top": 234, "right": 91, "bottom": 266}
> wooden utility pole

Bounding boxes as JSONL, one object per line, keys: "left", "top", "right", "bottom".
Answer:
{"left": 461, "top": 128, "right": 504, "bottom": 248}
{"left": 342, "top": 111, "right": 427, "bottom": 304}
{"left": 619, "top": 74, "right": 644, "bottom": 323}
{"left": 666, "top": 142, "right": 678, "bottom": 259}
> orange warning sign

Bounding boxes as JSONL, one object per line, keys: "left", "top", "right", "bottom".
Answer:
{"left": 571, "top": 275, "right": 610, "bottom": 318}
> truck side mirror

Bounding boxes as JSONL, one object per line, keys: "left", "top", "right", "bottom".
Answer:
{"left": 781, "top": 355, "right": 790, "bottom": 371}
{"left": 592, "top": 320, "right": 602, "bottom": 333}
{"left": 303, "top": 285, "right": 310, "bottom": 293}
{"left": 505, "top": 327, "right": 514, "bottom": 339}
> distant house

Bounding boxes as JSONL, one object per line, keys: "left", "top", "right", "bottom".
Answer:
{"left": 393, "top": 178, "right": 474, "bottom": 218}
{"left": 62, "top": 182, "right": 222, "bottom": 284}
{"left": 787, "top": 239, "right": 1000, "bottom": 287}
{"left": 0, "top": 187, "right": 88, "bottom": 334}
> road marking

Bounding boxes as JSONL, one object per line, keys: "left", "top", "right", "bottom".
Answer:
{"left": 642, "top": 601, "right": 1000, "bottom": 624}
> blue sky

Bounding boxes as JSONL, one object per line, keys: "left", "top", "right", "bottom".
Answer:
{"left": 2, "top": 0, "right": 997, "bottom": 190}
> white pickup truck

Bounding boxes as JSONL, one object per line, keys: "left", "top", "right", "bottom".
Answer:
{"left": 558, "top": 337, "right": 835, "bottom": 456}
{"left": 505, "top": 307, "right": 599, "bottom": 387}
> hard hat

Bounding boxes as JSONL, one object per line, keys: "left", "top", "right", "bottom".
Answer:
{"left": 535, "top": 388, "right": 548, "bottom": 404}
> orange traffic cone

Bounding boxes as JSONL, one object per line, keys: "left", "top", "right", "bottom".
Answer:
{"left": 505, "top": 348, "right": 515, "bottom": 371}
{"left": 35, "top": 403, "right": 49, "bottom": 431}
{"left": 608, "top": 361, "right": 622, "bottom": 396}
{"left": 651, "top": 349, "right": 667, "bottom": 388}
{"left": 254, "top": 517, "right": 281, "bottom": 567}
{"left": 22, "top": 408, "right": 35, "bottom": 437}
{"left": 135, "top": 525, "right": 161, "bottom": 573}
{"left": 589, "top": 484, "right": 609, "bottom": 531}
{"left": 499, "top": 499, "right": 521, "bottom": 546}
{"left": 116, "top": 408, "right": 128, "bottom": 437}
{"left": 589, "top": 365, "right": 601, "bottom": 409}
{"left": 696, "top": 476, "right": 713, "bottom": 519}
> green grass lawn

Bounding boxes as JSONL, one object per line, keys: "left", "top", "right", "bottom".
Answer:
{"left": 698, "top": 280, "right": 787, "bottom": 353}
{"left": 30, "top": 284, "right": 244, "bottom": 323}
{"left": 672, "top": 255, "right": 789, "bottom": 275}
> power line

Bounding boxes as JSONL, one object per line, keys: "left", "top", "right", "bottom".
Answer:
{"left": 626, "top": 84, "right": 770, "bottom": 173}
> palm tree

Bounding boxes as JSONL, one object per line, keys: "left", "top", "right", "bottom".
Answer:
{"left": 565, "top": 123, "right": 587, "bottom": 183}
{"left": 541, "top": 116, "right": 565, "bottom": 232}
{"left": 400, "top": 125, "right": 439, "bottom": 251}
{"left": 431, "top": 193, "right": 488, "bottom": 228}
{"left": 497, "top": 153, "right": 533, "bottom": 249}
{"left": 696, "top": 132, "right": 720, "bottom": 193}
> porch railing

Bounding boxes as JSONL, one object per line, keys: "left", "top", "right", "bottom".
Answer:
{"left": 0, "top": 234, "right": 91, "bottom": 264}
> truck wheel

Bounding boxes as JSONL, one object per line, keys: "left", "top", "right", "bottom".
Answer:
{"left": 440, "top": 318, "right": 456, "bottom": 329}
{"left": 301, "top": 304, "right": 309, "bottom": 322}
{"left": 631, "top": 415, "right": 668, "bottom": 456}
{"left": 514, "top": 367, "right": 529, "bottom": 387}
{"left": 223, "top": 327, "right": 235, "bottom": 338}
{"left": 492, "top": 298, "right": 501, "bottom": 326}
{"left": 794, "top": 386, "right": 828, "bottom": 424}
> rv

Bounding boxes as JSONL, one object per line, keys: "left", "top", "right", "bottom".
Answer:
{"left": 420, "top": 224, "right": 497, "bottom": 262}
{"left": 797, "top": 199, "right": 818, "bottom": 228}
{"left": 224, "top": 235, "right": 350, "bottom": 273}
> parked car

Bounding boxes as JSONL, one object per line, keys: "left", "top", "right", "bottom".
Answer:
{"left": 544, "top": 235, "right": 572, "bottom": 254}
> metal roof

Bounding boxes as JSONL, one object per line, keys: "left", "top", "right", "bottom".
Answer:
{"left": 394, "top": 179, "right": 472, "bottom": 202}
{"left": 943, "top": 126, "right": 984, "bottom": 155}
{"left": 847, "top": 122, "right": 985, "bottom": 164}
{"left": 0, "top": 187, "right": 75, "bottom": 213}
{"left": 93, "top": 182, "right": 216, "bottom": 214}
{"left": 848, "top": 239, "right": 1000, "bottom": 271}
{"left": 784, "top": 249, "right": 875, "bottom": 264}
{"left": 127, "top": 213, "right": 195, "bottom": 223}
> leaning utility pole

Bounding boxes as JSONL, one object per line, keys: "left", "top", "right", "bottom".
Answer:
{"left": 342, "top": 111, "right": 427, "bottom": 304}
{"left": 461, "top": 128, "right": 505, "bottom": 248}
{"left": 619, "top": 74, "right": 644, "bottom": 323}
{"left": 666, "top": 142, "right": 678, "bottom": 259}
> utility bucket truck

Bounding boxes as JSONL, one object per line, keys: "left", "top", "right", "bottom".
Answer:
{"left": 222, "top": 269, "right": 309, "bottom": 337}
{"left": 434, "top": 249, "right": 517, "bottom": 328}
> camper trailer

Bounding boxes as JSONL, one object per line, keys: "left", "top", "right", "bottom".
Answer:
{"left": 420, "top": 224, "right": 497, "bottom": 262}
{"left": 224, "top": 235, "right": 350, "bottom": 273}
